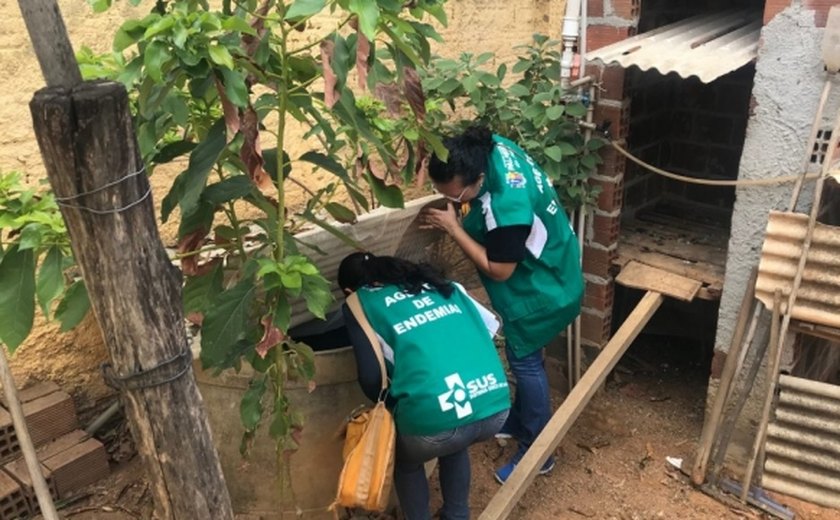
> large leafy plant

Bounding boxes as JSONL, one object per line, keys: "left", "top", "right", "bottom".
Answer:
{"left": 0, "top": 172, "right": 90, "bottom": 352}
{"left": 423, "top": 34, "right": 604, "bottom": 208}
{"left": 82, "top": 0, "right": 449, "bottom": 461}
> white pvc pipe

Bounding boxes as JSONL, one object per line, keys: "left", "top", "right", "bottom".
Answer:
{"left": 579, "top": 0, "right": 588, "bottom": 74}
{"left": 561, "top": 0, "right": 582, "bottom": 86}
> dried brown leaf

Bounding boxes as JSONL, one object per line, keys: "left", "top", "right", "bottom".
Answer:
{"left": 414, "top": 140, "right": 429, "bottom": 187}
{"left": 374, "top": 83, "right": 403, "bottom": 117}
{"left": 256, "top": 315, "right": 285, "bottom": 359}
{"left": 320, "top": 40, "right": 340, "bottom": 109}
{"left": 215, "top": 77, "right": 241, "bottom": 136}
{"left": 240, "top": 107, "right": 273, "bottom": 192}
{"left": 403, "top": 67, "right": 425, "bottom": 122}
{"left": 356, "top": 29, "right": 370, "bottom": 90}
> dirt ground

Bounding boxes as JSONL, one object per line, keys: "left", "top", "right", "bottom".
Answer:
{"left": 50, "top": 337, "right": 840, "bottom": 520}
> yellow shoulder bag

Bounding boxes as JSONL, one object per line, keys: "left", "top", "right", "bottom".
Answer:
{"left": 332, "top": 292, "right": 396, "bottom": 513}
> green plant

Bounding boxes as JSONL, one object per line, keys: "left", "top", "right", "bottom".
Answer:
{"left": 82, "top": 0, "right": 448, "bottom": 465}
{"left": 422, "top": 34, "right": 604, "bottom": 208}
{"left": 0, "top": 171, "right": 90, "bottom": 352}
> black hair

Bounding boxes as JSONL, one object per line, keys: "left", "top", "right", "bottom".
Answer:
{"left": 338, "top": 252, "right": 454, "bottom": 298}
{"left": 428, "top": 125, "right": 494, "bottom": 185}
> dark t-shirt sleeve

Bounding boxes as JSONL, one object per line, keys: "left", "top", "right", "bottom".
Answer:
{"left": 341, "top": 304, "right": 382, "bottom": 403}
{"left": 485, "top": 225, "right": 531, "bottom": 263}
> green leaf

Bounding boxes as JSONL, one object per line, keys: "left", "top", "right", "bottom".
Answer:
{"left": 222, "top": 16, "right": 257, "bottom": 36}
{"left": 301, "top": 275, "right": 332, "bottom": 320}
{"left": 221, "top": 68, "right": 249, "bottom": 108}
{"left": 284, "top": 0, "right": 326, "bottom": 20}
{"left": 36, "top": 247, "right": 64, "bottom": 318}
{"left": 558, "top": 142, "right": 578, "bottom": 155}
{"left": 183, "top": 264, "right": 223, "bottom": 316}
{"left": 546, "top": 105, "right": 565, "bottom": 121}
{"left": 419, "top": 127, "right": 448, "bottom": 163}
{"left": 202, "top": 176, "right": 254, "bottom": 206}
{"left": 240, "top": 376, "right": 266, "bottom": 431}
{"left": 324, "top": 202, "right": 356, "bottom": 223}
{"left": 298, "top": 151, "right": 349, "bottom": 182}
{"left": 180, "top": 118, "right": 227, "bottom": 216}
{"left": 114, "top": 19, "right": 148, "bottom": 52}
{"left": 291, "top": 342, "right": 316, "bottom": 380}
{"left": 143, "top": 40, "right": 171, "bottom": 83}
{"left": 565, "top": 102, "right": 587, "bottom": 118}
{"left": 586, "top": 138, "right": 606, "bottom": 151}
{"left": 153, "top": 140, "right": 197, "bottom": 164}
{"left": 0, "top": 246, "right": 35, "bottom": 351}
{"left": 144, "top": 15, "right": 175, "bottom": 39}
{"left": 349, "top": 0, "right": 380, "bottom": 40}
{"left": 54, "top": 280, "right": 90, "bottom": 333}
{"left": 365, "top": 173, "right": 404, "bottom": 208}
{"left": 201, "top": 278, "right": 257, "bottom": 369}
{"left": 544, "top": 145, "right": 564, "bottom": 162}
{"left": 274, "top": 294, "right": 291, "bottom": 333}
{"left": 269, "top": 403, "right": 290, "bottom": 438}
{"left": 208, "top": 44, "right": 235, "bottom": 70}
{"left": 17, "top": 224, "right": 42, "bottom": 251}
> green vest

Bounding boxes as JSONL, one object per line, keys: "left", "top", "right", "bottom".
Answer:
{"left": 462, "top": 134, "right": 584, "bottom": 358}
{"left": 356, "top": 283, "right": 510, "bottom": 436}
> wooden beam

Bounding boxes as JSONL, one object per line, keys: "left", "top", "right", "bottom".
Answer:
{"left": 16, "top": 0, "right": 82, "bottom": 88}
{"left": 616, "top": 261, "right": 702, "bottom": 302}
{"left": 479, "top": 291, "right": 664, "bottom": 520}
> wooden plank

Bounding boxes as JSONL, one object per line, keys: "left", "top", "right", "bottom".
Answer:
{"left": 479, "top": 291, "right": 664, "bottom": 520}
{"left": 616, "top": 261, "right": 701, "bottom": 301}
{"left": 615, "top": 244, "right": 724, "bottom": 298}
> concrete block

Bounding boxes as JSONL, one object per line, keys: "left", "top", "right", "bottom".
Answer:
{"left": 3, "top": 457, "right": 59, "bottom": 516}
{"left": 22, "top": 391, "right": 78, "bottom": 448}
{"left": 41, "top": 436, "right": 109, "bottom": 498}
{"left": 0, "top": 469, "right": 30, "bottom": 520}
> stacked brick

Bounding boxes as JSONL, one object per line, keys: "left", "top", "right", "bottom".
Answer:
{"left": 580, "top": 0, "right": 640, "bottom": 347}
{"left": 0, "top": 383, "right": 110, "bottom": 519}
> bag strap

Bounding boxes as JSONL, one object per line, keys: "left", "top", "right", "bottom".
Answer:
{"left": 345, "top": 292, "right": 388, "bottom": 395}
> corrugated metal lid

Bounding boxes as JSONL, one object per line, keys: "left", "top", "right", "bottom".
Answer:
{"left": 588, "top": 10, "right": 762, "bottom": 83}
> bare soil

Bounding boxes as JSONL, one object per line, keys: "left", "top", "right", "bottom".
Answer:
{"left": 51, "top": 337, "right": 840, "bottom": 520}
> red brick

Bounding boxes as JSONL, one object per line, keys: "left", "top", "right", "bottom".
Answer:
{"left": 590, "top": 176, "right": 624, "bottom": 212}
{"left": 586, "top": 64, "right": 626, "bottom": 99}
{"left": 582, "top": 245, "right": 617, "bottom": 279}
{"left": 803, "top": 0, "right": 836, "bottom": 27}
{"left": 611, "top": 0, "right": 640, "bottom": 20}
{"left": 587, "top": 0, "right": 604, "bottom": 18}
{"left": 597, "top": 147, "right": 626, "bottom": 179}
{"left": 591, "top": 213, "right": 621, "bottom": 246}
{"left": 594, "top": 101, "right": 631, "bottom": 140}
{"left": 587, "top": 25, "right": 634, "bottom": 52}
{"left": 764, "top": 0, "right": 792, "bottom": 25}
{"left": 583, "top": 278, "right": 614, "bottom": 311}
{"left": 580, "top": 310, "right": 611, "bottom": 346}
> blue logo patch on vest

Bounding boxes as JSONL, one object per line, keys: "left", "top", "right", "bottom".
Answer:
{"left": 505, "top": 171, "right": 526, "bottom": 188}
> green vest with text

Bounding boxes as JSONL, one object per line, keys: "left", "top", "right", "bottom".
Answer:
{"left": 356, "top": 284, "right": 510, "bottom": 436}
{"left": 462, "top": 134, "right": 584, "bottom": 358}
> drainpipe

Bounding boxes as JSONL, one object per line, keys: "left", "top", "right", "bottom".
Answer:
{"left": 561, "top": 0, "right": 582, "bottom": 88}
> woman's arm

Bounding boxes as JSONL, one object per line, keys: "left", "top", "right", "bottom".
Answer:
{"left": 341, "top": 305, "right": 382, "bottom": 403}
{"left": 422, "top": 203, "right": 526, "bottom": 282}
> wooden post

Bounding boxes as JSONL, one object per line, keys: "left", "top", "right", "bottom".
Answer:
{"left": 29, "top": 81, "right": 234, "bottom": 520}
{"left": 479, "top": 291, "right": 664, "bottom": 520}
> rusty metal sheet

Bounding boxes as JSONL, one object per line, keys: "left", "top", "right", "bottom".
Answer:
{"left": 588, "top": 10, "right": 762, "bottom": 83}
{"left": 763, "top": 375, "right": 840, "bottom": 508}
{"left": 756, "top": 211, "right": 840, "bottom": 329}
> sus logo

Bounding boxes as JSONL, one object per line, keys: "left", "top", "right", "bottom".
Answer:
{"left": 437, "top": 374, "right": 473, "bottom": 419}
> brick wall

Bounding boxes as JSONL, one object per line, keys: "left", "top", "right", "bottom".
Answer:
{"left": 580, "top": 0, "right": 640, "bottom": 347}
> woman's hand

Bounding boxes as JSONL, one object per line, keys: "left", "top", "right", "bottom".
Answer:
{"left": 421, "top": 203, "right": 460, "bottom": 235}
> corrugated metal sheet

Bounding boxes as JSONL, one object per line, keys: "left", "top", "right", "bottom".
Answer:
{"left": 763, "top": 375, "right": 840, "bottom": 508}
{"left": 588, "top": 10, "right": 762, "bottom": 83}
{"left": 756, "top": 211, "right": 840, "bottom": 329}
{"left": 289, "top": 194, "right": 448, "bottom": 327}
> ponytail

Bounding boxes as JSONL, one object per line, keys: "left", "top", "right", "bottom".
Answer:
{"left": 338, "top": 252, "right": 454, "bottom": 298}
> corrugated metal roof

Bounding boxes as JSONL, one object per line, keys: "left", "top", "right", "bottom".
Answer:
{"left": 588, "top": 10, "right": 762, "bottom": 83}
{"left": 756, "top": 211, "right": 840, "bottom": 330}
{"left": 763, "top": 375, "right": 840, "bottom": 508}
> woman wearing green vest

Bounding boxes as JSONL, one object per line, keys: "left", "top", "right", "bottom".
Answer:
{"left": 338, "top": 252, "right": 510, "bottom": 520}
{"left": 423, "top": 126, "right": 584, "bottom": 484}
